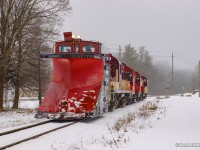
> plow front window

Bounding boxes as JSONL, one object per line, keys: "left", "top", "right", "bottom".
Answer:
{"left": 83, "top": 45, "right": 95, "bottom": 52}
{"left": 59, "top": 45, "right": 72, "bottom": 52}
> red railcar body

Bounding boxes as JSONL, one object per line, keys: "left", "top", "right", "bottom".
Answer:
{"left": 122, "top": 64, "right": 134, "bottom": 92}
{"left": 141, "top": 76, "right": 148, "bottom": 99}
{"left": 134, "top": 71, "right": 141, "bottom": 94}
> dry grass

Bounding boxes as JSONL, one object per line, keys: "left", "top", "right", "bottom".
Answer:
{"left": 89, "top": 133, "right": 130, "bottom": 149}
{"left": 61, "top": 100, "right": 166, "bottom": 150}
{"left": 113, "top": 118, "right": 127, "bottom": 132}
{"left": 112, "top": 101, "right": 161, "bottom": 132}
{"left": 52, "top": 134, "right": 130, "bottom": 150}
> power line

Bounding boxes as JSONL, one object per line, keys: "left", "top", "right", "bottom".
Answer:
{"left": 175, "top": 52, "right": 199, "bottom": 63}
{"left": 102, "top": 42, "right": 198, "bottom": 65}
{"left": 175, "top": 55, "right": 197, "bottom": 65}
{"left": 150, "top": 55, "right": 171, "bottom": 58}
{"left": 102, "top": 42, "right": 121, "bottom": 47}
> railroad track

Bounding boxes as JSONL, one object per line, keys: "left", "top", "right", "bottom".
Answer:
{"left": 0, "top": 120, "right": 52, "bottom": 136}
{"left": 0, "top": 121, "right": 76, "bottom": 150}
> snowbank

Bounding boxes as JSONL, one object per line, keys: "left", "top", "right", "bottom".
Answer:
{"left": 1, "top": 95, "right": 200, "bottom": 150}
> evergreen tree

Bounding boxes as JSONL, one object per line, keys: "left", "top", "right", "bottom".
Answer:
{"left": 122, "top": 44, "right": 138, "bottom": 70}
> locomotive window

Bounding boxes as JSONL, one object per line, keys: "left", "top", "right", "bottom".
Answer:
{"left": 99, "top": 45, "right": 101, "bottom": 53}
{"left": 59, "top": 45, "right": 71, "bottom": 52}
{"left": 83, "top": 45, "right": 95, "bottom": 52}
{"left": 143, "top": 79, "right": 147, "bottom": 86}
{"left": 135, "top": 75, "right": 140, "bottom": 84}
{"left": 125, "top": 71, "right": 132, "bottom": 81}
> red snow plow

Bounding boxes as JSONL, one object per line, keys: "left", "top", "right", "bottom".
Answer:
{"left": 35, "top": 32, "right": 148, "bottom": 120}
{"left": 35, "top": 32, "right": 105, "bottom": 119}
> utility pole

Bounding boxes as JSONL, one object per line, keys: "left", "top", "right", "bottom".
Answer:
{"left": 117, "top": 45, "right": 123, "bottom": 60}
{"left": 172, "top": 53, "right": 174, "bottom": 94}
{"left": 199, "top": 61, "right": 200, "bottom": 97}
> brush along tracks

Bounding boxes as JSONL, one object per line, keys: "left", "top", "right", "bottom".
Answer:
{"left": 0, "top": 121, "right": 76, "bottom": 150}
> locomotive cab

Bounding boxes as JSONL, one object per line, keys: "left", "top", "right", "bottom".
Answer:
{"left": 55, "top": 32, "right": 102, "bottom": 55}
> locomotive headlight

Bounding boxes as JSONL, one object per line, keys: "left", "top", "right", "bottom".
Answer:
{"left": 72, "top": 34, "right": 75, "bottom": 38}
{"left": 77, "top": 35, "right": 81, "bottom": 39}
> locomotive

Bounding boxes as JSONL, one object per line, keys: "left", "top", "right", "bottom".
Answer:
{"left": 35, "top": 32, "right": 148, "bottom": 119}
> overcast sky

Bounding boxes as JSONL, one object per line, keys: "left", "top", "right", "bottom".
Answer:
{"left": 62, "top": 0, "right": 200, "bottom": 70}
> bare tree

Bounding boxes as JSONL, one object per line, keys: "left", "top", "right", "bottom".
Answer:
{"left": 0, "top": 0, "right": 71, "bottom": 111}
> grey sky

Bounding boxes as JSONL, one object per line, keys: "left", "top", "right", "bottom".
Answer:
{"left": 62, "top": 0, "right": 200, "bottom": 70}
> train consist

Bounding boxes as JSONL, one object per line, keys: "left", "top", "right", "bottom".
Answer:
{"left": 35, "top": 32, "right": 148, "bottom": 119}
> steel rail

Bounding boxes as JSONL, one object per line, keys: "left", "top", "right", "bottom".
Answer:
{"left": 0, "top": 122, "right": 76, "bottom": 150}
{"left": 0, "top": 120, "right": 52, "bottom": 136}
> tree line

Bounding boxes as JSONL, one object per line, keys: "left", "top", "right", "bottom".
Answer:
{"left": 120, "top": 44, "right": 198, "bottom": 95}
{"left": 0, "top": 0, "right": 197, "bottom": 111}
{"left": 0, "top": 0, "right": 71, "bottom": 111}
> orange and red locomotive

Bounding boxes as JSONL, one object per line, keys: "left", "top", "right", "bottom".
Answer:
{"left": 35, "top": 32, "right": 148, "bottom": 119}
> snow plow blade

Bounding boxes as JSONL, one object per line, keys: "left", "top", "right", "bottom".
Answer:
{"left": 36, "top": 58, "right": 104, "bottom": 118}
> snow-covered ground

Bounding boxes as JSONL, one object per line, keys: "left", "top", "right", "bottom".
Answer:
{"left": 3, "top": 99, "right": 39, "bottom": 109}
{"left": 0, "top": 100, "right": 44, "bottom": 132}
{"left": 1, "top": 94, "right": 200, "bottom": 150}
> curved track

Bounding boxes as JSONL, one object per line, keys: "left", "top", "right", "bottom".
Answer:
{"left": 0, "top": 121, "right": 76, "bottom": 150}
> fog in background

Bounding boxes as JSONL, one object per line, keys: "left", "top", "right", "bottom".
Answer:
{"left": 62, "top": 0, "right": 200, "bottom": 71}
